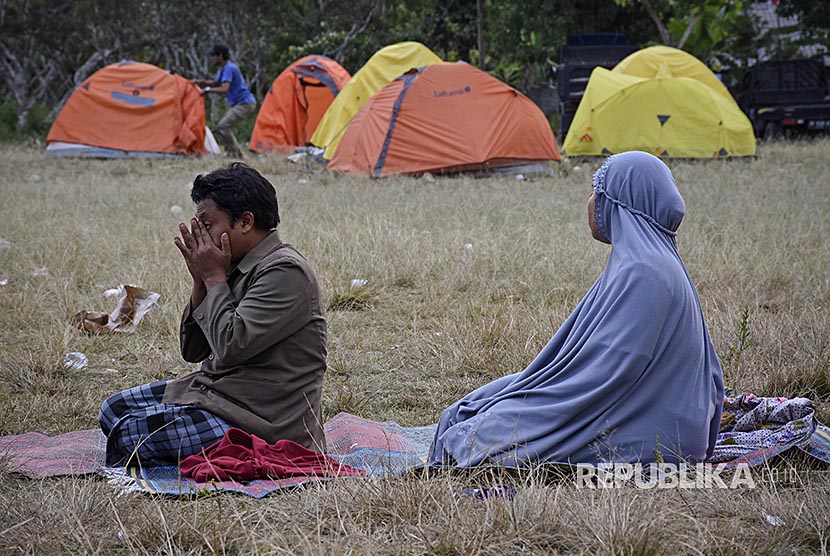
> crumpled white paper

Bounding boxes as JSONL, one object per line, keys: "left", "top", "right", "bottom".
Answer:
{"left": 71, "top": 284, "right": 160, "bottom": 334}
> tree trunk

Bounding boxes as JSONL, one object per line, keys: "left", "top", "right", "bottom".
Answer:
{"left": 640, "top": 0, "right": 673, "bottom": 45}
{"left": 331, "top": 1, "right": 381, "bottom": 62}
{"left": 477, "top": 0, "right": 485, "bottom": 69}
{"left": 676, "top": 1, "right": 707, "bottom": 50}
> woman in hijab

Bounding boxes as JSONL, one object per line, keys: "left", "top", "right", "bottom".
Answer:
{"left": 429, "top": 151, "right": 724, "bottom": 467}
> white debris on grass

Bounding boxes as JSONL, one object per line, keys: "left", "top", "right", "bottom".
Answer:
{"left": 169, "top": 204, "right": 183, "bottom": 216}
{"left": 350, "top": 278, "right": 369, "bottom": 288}
{"left": 763, "top": 513, "right": 786, "bottom": 527}
{"left": 0, "top": 238, "right": 12, "bottom": 249}
{"left": 64, "top": 352, "right": 89, "bottom": 370}
{"left": 32, "top": 267, "right": 49, "bottom": 277}
{"left": 103, "top": 286, "right": 123, "bottom": 298}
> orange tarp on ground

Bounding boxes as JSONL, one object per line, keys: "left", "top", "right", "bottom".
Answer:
{"left": 328, "top": 62, "right": 560, "bottom": 177}
{"left": 47, "top": 60, "right": 205, "bottom": 155}
{"left": 250, "top": 55, "right": 350, "bottom": 154}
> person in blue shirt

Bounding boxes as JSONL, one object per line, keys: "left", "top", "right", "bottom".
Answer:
{"left": 194, "top": 44, "right": 257, "bottom": 158}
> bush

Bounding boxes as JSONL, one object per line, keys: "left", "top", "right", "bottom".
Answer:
{"left": 0, "top": 101, "right": 52, "bottom": 143}
{"left": 0, "top": 102, "right": 18, "bottom": 142}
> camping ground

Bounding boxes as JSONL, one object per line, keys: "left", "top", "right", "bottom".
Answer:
{"left": 1, "top": 141, "right": 829, "bottom": 554}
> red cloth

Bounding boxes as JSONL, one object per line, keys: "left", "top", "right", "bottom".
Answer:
{"left": 180, "top": 428, "right": 365, "bottom": 482}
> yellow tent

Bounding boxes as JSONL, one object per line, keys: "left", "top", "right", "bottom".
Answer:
{"left": 311, "top": 41, "right": 441, "bottom": 160}
{"left": 563, "top": 47, "right": 756, "bottom": 158}
{"left": 614, "top": 45, "right": 732, "bottom": 100}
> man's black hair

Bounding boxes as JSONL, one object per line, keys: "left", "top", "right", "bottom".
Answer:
{"left": 209, "top": 43, "right": 230, "bottom": 61}
{"left": 191, "top": 163, "right": 280, "bottom": 230}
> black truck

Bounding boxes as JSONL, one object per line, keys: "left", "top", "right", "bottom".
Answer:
{"left": 735, "top": 58, "right": 830, "bottom": 140}
{"left": 553, "top": 33, "right": 639, "bottom": 139}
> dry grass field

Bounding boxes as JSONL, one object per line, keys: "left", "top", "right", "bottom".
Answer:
{"left": 1, "top": 140, "right": 829, "bottom": 554}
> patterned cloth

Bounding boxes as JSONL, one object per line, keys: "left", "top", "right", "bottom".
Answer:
{"left": 2, "top": 399, "right": 828, "bottom": 498}
{"left": 709, "top": 393, "right": 819, "bottom": 464}
{"left": 98, "top": 380, "right": 231, "bottom": 466}
{"left": 105, "top": 412, "right": 438, "bottom": 497}
{"left": 0, "top": 429, "right": 106, "bottom": 479}
{"left": 325, "top": 412, "right": 436, "bottom": 476}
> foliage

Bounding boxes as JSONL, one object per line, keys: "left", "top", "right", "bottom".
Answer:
{"left": 725, "top": 305, "right": 754, "bottom": 362}
{"left": 665, "top": 1, "right": 754, "bottom": 64}
{"left": 0, "top": 101, "right": 50, "bottom": 141}
{"left": 778, "top": 0, "right": 830, "bottom": 42}
{"left": 0, "top": 0, "right": 824, "bottom": 136}
{"left": 0, "top": 102, "right": 18, "bottom": 142}
{"left": 752, "top": 0, "right": 830, "bottom": 63}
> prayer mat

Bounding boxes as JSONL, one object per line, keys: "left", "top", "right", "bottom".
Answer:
{"left": 710, "top": 393, "right": 830, "bottom": 468}
{"left": 103, "top": 412, "right": 436, "bottom": 497}
{"left": 0, "top": 429, "right": 106, "bottom": 479}
{"left": 2, "top": 401, "right": 827, "bottom": 498}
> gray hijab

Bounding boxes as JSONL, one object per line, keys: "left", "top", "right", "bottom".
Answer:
{"left": 430, "top": 151, "right": 724, "bottom": 467}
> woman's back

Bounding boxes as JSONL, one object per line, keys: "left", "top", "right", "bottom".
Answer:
{"left": 429, "top": 151, "right": 724, "bottom": 467}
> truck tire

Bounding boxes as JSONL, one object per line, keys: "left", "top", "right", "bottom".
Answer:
{"left": 763, "top": 121, "right": 781, "bottom": 142}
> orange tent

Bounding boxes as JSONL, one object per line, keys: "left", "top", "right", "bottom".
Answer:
{"left": 328, "top": 62, "right": 560, "bottom": 177}
{"left": 46, "top": 60, "right": 205, "bottom": 157}
{"left": 250, "top": 55, "right": 350, "bottom": 154}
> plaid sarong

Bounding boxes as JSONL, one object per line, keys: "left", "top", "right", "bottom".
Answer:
{"left": 98, "top": 381, "right": 231, "bottom": 466}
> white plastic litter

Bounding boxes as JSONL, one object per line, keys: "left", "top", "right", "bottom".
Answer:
{"left": 763, "top": 513, "right": 785, "bottom": 527}
{"left": 103, "top": 287, "right": 122, "bottom": 298}
{"left": 422, "top": 172, "right": 435, "bottom": 182}
{"left": 204, "top": 126, "right": 221, "bottom": 155}
{"left": 0, "top": 278, "right": 8, "bottom": 286}
{"left": 464, "top": 243, "right": 473, "bottom": 251}
{"left": 64, "top": 352, "right": 89, "bottom": 370}
{"left": 32, "top": 267, "right": 49, "bottom": 277}
{"left": 169, "top": 204, "right": 183, "bottom": 216}
{"left": 0, "top": 238, "right": 12, "bottom": 249}
{"left": 516, "top": 174, "right": 525, "bottom": 180}
{"left": 298, "top": 178, "right": 308, "bottom": 184}
{"left": 287, "top": 153, "right": 307, "bottom": 163}
{"left": 350, "top": 279, "right": 369, "bottom": 288}
{"left": 573, "top": 165, "right": 582, "bottom": 172}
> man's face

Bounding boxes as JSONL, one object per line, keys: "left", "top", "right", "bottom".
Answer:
{"left": 195, "top": 198, "right": 243, "bottom": 260}
{"left": 209, "top": 53, "right": 223, "bottom": 66}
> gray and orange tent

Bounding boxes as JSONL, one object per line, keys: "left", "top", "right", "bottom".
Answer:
{"left": 312, "top": 41, "right": 442, "bottom": 160}
{"left": 46, "top": 60, "right": 207, "bottom": 158}
{"left": 328, "top": 62, "right": 560, "bottom": 177}
{"left": 249, "top": 55, "right": 350, "bottom": 154}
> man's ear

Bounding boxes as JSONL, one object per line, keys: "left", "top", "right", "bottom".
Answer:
{"left": 239, "top": 211, "right": 255, "bottom": 233}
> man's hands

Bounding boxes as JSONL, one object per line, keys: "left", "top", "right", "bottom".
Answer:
{"left": 174, "top": 218, "right": 232, "bottom": 306}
